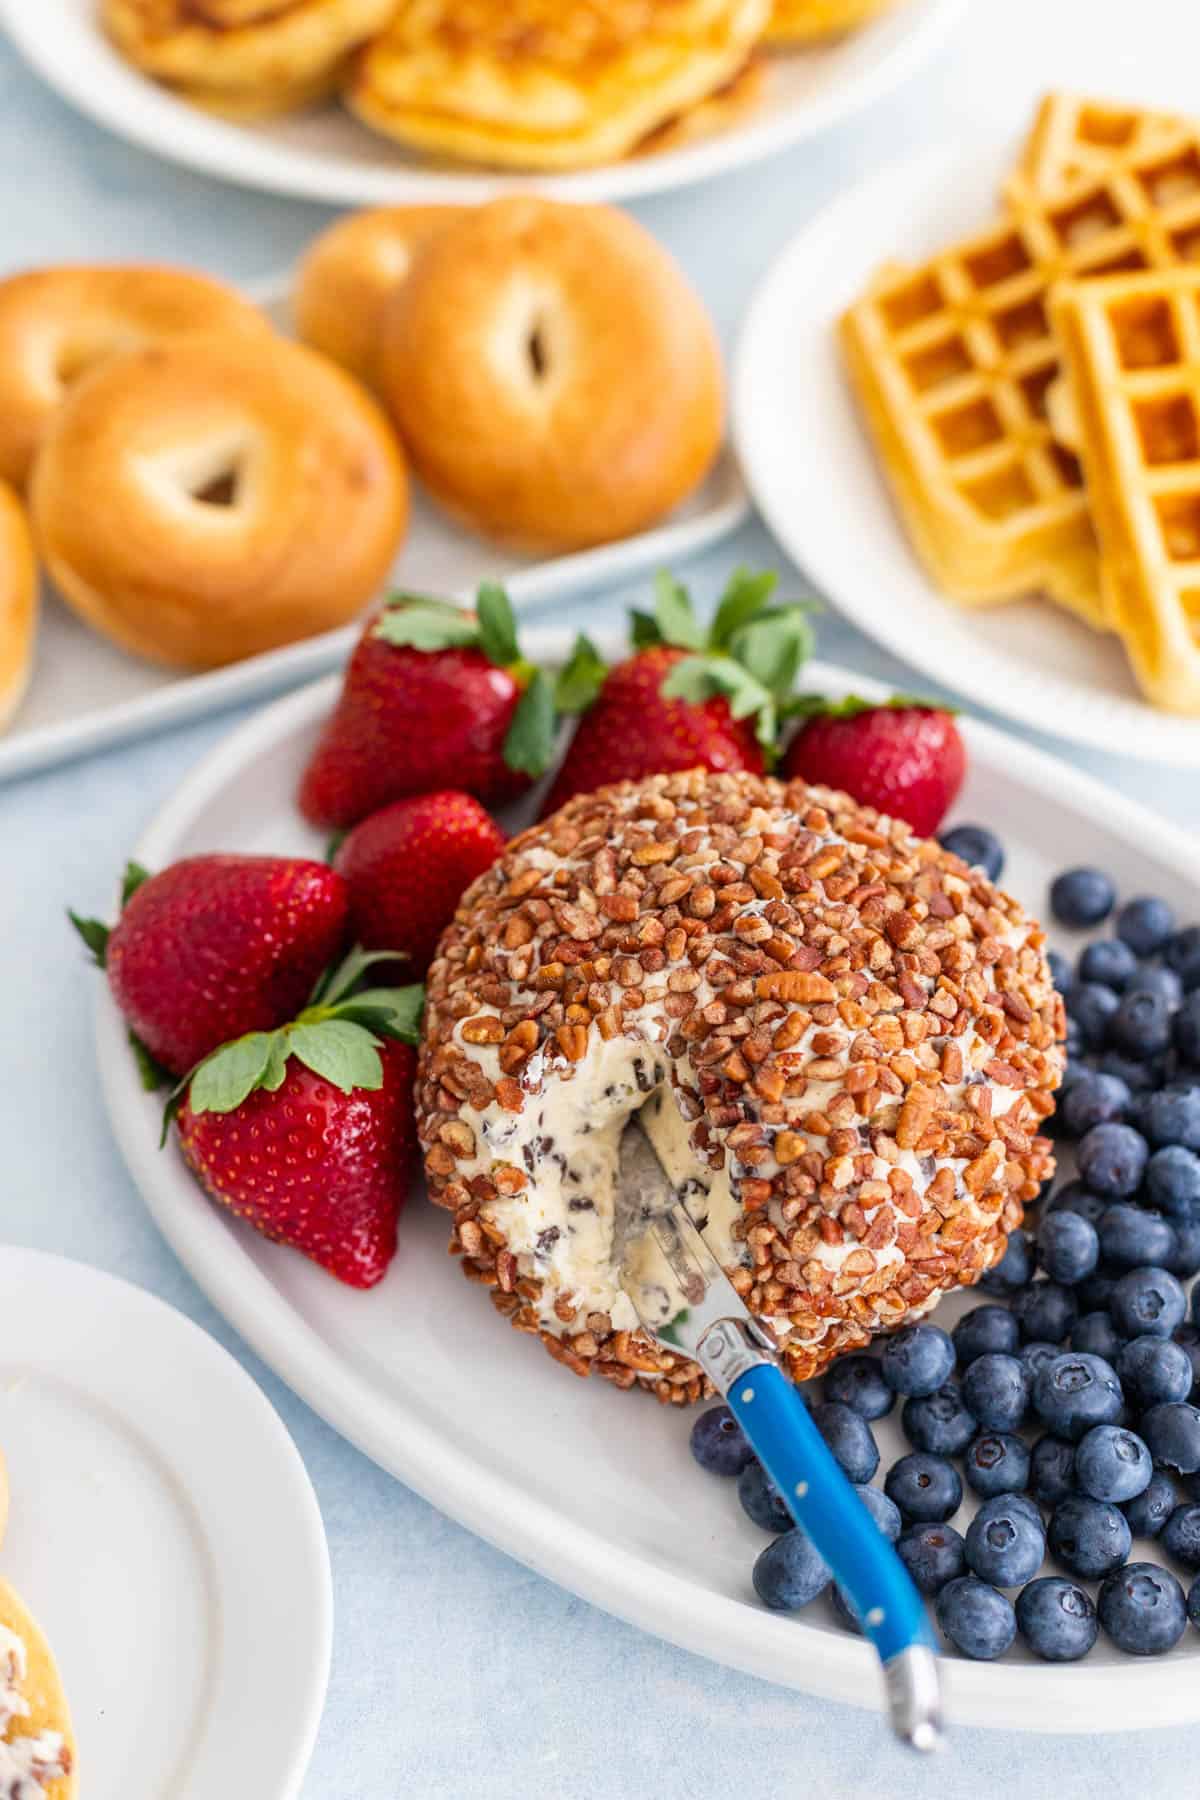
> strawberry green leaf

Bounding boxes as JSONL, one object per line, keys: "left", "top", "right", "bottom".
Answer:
{"left": 660, "top": 653, "right": 780, "bottom": 759}
{"left": 261, "top": 1032, "right": 292, "bottom": 1092}
{"left": 728, "top": 608, "right": 814, "bottom": 701}
{"left": 652, "top": 571, "right": 706, "bottom": 652}
{"left": 309, "top": 944, "right": 402, "bottom": 1008}
{"left": 783, "top": 690, "right": 955, "bottom": 722}
{"left": 68, "top": 909, "right": 109, "bottom": 968}
{"left": 554, "top": 634, "right": 607, "bottom": 715}
{"left": 502, "top": 669, "right": 557, "bottom": 777}
{"left": 289, "top": 1019, "right": 384, "bottom": 1092}
{"left": 629, "top": 608, "right": 661, "bottom": 649}
{"left": 121, "top": 861, "right": 151, "bottom": 907}
{"left": 129, "top": 1030, "right": 169, "bottom": 1094}
{"left": 474, "top": 582, "right": 520, "bottom": 668}
{"left": 188, "top": 1031, "right": 279, "bottom": 1116}
{"left": 375, "top": 602, "right": 479, "bottom": 654}
{"left": 331, "top": 984, "right": 424, "bottom": 1044}
{"left": 709, "top": 567, "right": 779, "bottom": 648}
{"left": 324, "top": 829, "right": 346, "bottom": 865}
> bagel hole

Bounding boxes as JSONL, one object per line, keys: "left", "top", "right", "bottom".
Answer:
{"left": 190, "top": 467, "right": 240, "bottom": 508}
{"left": 526, "top": 320, "right": 548, "bottom": 381}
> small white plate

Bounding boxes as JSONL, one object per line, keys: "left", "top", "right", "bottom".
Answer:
{"left": 733, "top": 136, "right": 1200, "bottom": 765}
{"left": 95, "top": 620, "right": 1200, "bottom": 1733}
{"left": 0, "top": 0, "right": 965, "bottom": 208}
{"left": 0, "top": 279, "right": 747, "bottom": 787}
{"left": 0, "top": 1247, "right": 331, "bottom": 1798}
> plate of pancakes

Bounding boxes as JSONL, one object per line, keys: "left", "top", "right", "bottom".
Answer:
{"left": 0, "top": 0, "right": 966, "bottom": 206}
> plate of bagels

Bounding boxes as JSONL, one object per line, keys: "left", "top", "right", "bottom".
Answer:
{"left": 0, "top": 194, "right": 748, "bottom": 783}
{"left": 0, "top": 0, "right": 965, "bottom": 206}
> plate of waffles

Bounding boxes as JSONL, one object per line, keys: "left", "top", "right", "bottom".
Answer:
{"left": 0, "top": 0, "right": 966, "bottom": 205}
{"left": 734, "top": 93, "right": 1200, "bottom": 764}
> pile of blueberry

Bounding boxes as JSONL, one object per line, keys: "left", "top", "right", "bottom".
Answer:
{"left": 689, "top": 850, "right": 1200, "bottom": 1663}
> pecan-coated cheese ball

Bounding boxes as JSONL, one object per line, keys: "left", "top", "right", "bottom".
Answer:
{"left": 417, "top": 770, "right": 1063, "bottom": 1403}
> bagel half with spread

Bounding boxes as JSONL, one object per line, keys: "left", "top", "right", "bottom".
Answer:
{"left": 378, "top": 197, "right": 725, "bottom": 553}
{"left": 30, "top": 332, "right": 408, "bottom": 669}
{"left": 0, "top": 484, "right": 37, "bottom": 734}
{"left": 417, "top": 769, "right": 1062, "bottom": 1401}
{"left": 0, "top": 266, "right": 269, "bottom": 491}
{"left": 0, "top": 1577, "right": 75, "bottom": 1798}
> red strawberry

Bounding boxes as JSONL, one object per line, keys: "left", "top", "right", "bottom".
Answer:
{"left": 299, "top": 583, "right": 563, "bottom": 829}
{"left": 173, "top": 951, "right": 424, "bottom": 1287}
{"left": 543, "top": 569, "right": 812, "bottom": 815}
{"left": 71, "top": 855, "right": 349, "bottom": 1078}
{"left": 335, "top": 790, "right": 506, "bottom": 975}
{"left": 781, "top": 697, "right": 966, "bottom": 838}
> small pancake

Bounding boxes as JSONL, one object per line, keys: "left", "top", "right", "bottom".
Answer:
{"left": 634, "top": 55, "right": 766, "bottom": 156}
{"left": 345, "top": 0, "right": 771, "bottom": 171}
{"left": 0, "top": 1577, "right": 76, "bottom": 1799}
{"left": 167, "top": 62, "right": 344, "bottom": 121}
{"left": 766, "top": 0, "right": 897, "bottom": 42}
{"left": 102, "top": 0, "right": 395, "bottom": 95}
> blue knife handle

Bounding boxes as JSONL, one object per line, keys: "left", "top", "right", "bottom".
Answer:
{"left": 725, "top": 1356, "right": 933, "bottom": 1665}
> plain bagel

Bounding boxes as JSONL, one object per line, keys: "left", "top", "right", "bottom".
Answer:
{"left": 30, "top": 332, "right": 409, "bottom": 670}
{"left": 0, "top": 481, "right": 38, "bottom": 733}
{"left": 377, "top": 197, "right": 725, "bottom": 552}
{"left": 0, "top": 265, "right": 269, "bottom": 491}
{"left": 294, "top": 203, "right": 465, "bottom": 390}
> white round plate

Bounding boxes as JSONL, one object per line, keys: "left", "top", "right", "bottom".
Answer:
{"left": 734, "top": 137, "right": 1200, "bottom": 765}
{"left": 1, "top": 0, "right": 964, "bottom": 206}
{"left": 93, "top": 621, "right": 1200, "bottom": 1733}
{"left": 0, "top": 1247, "right": 331, "bottom": 1799}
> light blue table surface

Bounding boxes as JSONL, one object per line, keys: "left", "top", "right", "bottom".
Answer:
{"left": 4, "top": 2, "right": 1200, "bottom": 1794}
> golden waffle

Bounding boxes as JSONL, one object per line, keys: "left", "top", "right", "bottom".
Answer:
{"left": 766, "top": 0, "right": 896, "bottom": 44}
{"left": 842, "top": 136, "right": 1200, "bottom": 622}
{"left": 102, "top": 0, "right": 395, "bottom": 97}
{"left": 1012, "top": 92, "right": 1189, "bottom": 198}
{"left": 344, "top": 0, "right": 771, "bottom": 172}
{"left": 1053, "top": 266, "right": 1200, "bottom": 712}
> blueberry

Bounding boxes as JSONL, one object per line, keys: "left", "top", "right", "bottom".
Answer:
{"left": 1078, "top": 939, "right": 1139, "bottom": 993}
{"left": 898, "top": 1523, "right": 966, "bottom": 1595}
{"left": 1167, "top": 1218, "right": 1200, "bottom": 1279}
{"left": 1051, "top": 868, "right": 1117, "bottom": 929}
{"left": 1098, "top": 1203, "right": 1175, "bottom": 1270}
{"left": 953, "top": 1304, "right": 1021, "bottom": 1366}
{"left": 1030, "top": 1435, "right": 1077, "bottom": 1507}
{"left": 1160, "top": 1503, "right": 1200, "bottom": 1570}
{"left": 1033, "top": 1352, "right": 1124, "bottom": 1441}
{"left": 1110, "top": 989, "right": 1174, "bottom": 1061}
{"left": 1166, "top": 926, "right": 1200, "bottom": 992}
{"left": 1075, "top": 1270, "right": 1118, "bottom": 1312}
{"left": 1145, "top": 1086, "right": 1200, "bottom": 1151}
{"left": 901, "top": 1383, "right": 977, "bottom": 1456}
{"left": 1109, "top": 1266, "right": 1187, "bottom": 1340}
{"left": 1189, "top": 1574, "right": 1200, "bottom": 1631}
{"left": 1068, "top": 982, "right": 1120, "bottom": 1050}
{"left": 1116, "top": 896, "right": 1177, "bottom": 957}
{"left": 1118, "top": 1336, "right": 1195, "bottom": 1408}
{"left": 1175, "top": 990, "right": 1200, "bottom": 1060}
{"left": 1126, "top": 965, "right": 1184, "bottom": 1009}
{"left": 1010, "top": 1281, "right": 1079, "bottom": 1345}
{"left": 965, "top": 1494, "right": 1046, "bottom": 1586}
{"left": 1047, "top": 948, "right": 1073, "bottom": 998}
{"left": 753, "top": 1527, "right": 832, "bottom": 1610}
{"left": 1098, "top": 1562, "right": 1188, "bottom": 1654}
{"left": 1075, "top": 1426, "right": 1153, "bottom": 1504}
{"left": 884, "top": 1452, "right": 963, "bottom": 1524}
{"left": 854, "top": 1482, "right": 902, "bottom": 1543}
{"left": 829, "top": 1582, "right": 863, "bottom": 1634}
{"left": 1058, "top": 1072, "right": 1131, "bottom": 1139}
{"left": 1021, "top": 1341, "right": 1064, "bottom": 1386}
{"left": 1047, "top": 1183, "right": 1107, "bottom": 1227}
{"left": 936, "top": 1576, "right": 1017, "bottom": 1659}
{"left": 1141, "top": 1402, "right": 1200, "bottom": 1476}
{"left": 1016, "top": 1576, "right": 1098, "bottom": 1661}
{"left": 822, "top": 1354, "right": 894, "bottom": 1421}
{"left": 1078, "top": 1123, "right": 1150, "bottom": 1197}
{"left": 738, "top": 1461, "right": 792, "bottom": 1533}
{"left": 1049, "top": 1495, "right": 1132, "bottom": 1578}
{"left": 1173, "top": 1324, "right": 1200, "bottom": 1395}
{"left": 1064, "top": 1015, "right": 1084, "bottom": 1059}
{"left": 1071, "top": 1312, "right": 1124, "bottom": 1363}
{"left": 981, "top": 1230, "right": 1034, "bottom": 1295}
{"left": 964, "top": 1431, "right": 1031, "bottom": 1498}
{"left": 808, "top": 1402, "right": 879, "bottom": 1484}
{"left": 938, "top": 824, "right": 1004, "bottom": 880}
{"left": 1146, "top": 1146, "right": 1200, "bottom": 1218}
{"left": 879, "top": 1323, "right": 955, "bottom": 1397}
{"left": 1123, "top": 1471, "right": 1178, "bottom": 1540}
{"left": 1038, "top": 1211, "right": 1100, "bottom": 1284}
{"left": 1099, "top": 1051, "right": 1165, "bottom": 1094}
{"left": 961, "top": 1353, "right": 1029, "bottom": 1432}
{"left": 689, "top": 1404, "right": 755, "bottom": 1477}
